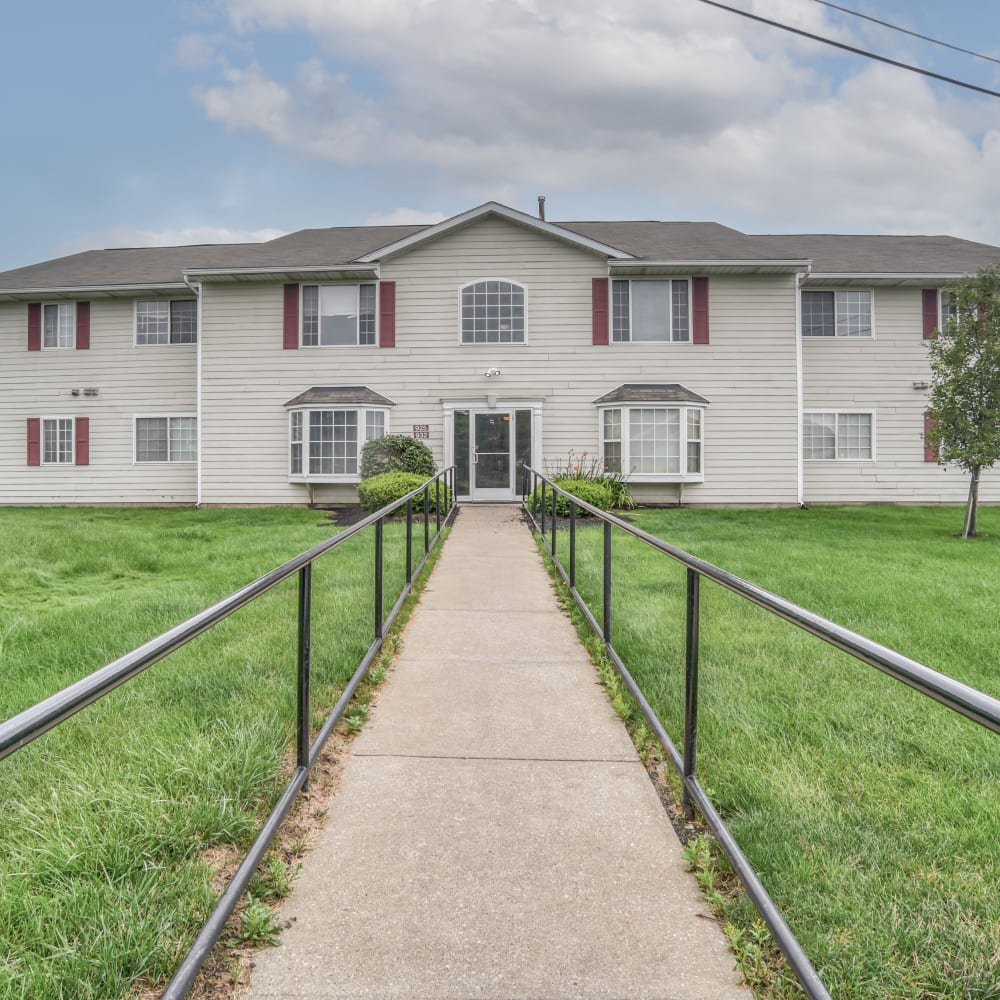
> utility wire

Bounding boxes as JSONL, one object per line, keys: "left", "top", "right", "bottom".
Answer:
{"left": 692, "top": 0, "right": 1000, "bottom": 101}
{"left": 808, "top": 0, "right": 1000, "bottom": 68}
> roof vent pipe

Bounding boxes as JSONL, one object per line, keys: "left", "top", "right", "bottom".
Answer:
{"left": 537, "top": 195, "right": 546, "bottom": 221}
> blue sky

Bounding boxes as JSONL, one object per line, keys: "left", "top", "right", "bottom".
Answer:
{"left": 4, "top": 0, "right": 1000, "bottom": 271}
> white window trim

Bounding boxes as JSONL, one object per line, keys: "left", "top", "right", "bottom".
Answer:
{"left": 800, "top": 288, "right": 876, "bottom": 340}
{"left": 133, "top": 414, "right": 198, "bottom": 464}
{"left": 802, "top": 410, "right": 877, "bottom": 462}
{"left": 287, "top": 405, "right": 390, "bottom": 483}
{"left": 939, "top": 289, "right": 957, "bottom": 331}
{"left": 40, "top": 416, "right": 76, "bottom": 465}
{"left": 611, "top": 278, "right": 693, "bottom": 345}
{"left": 299, "top": 283, "right": 379, "bottom": 349}
{"left": 596, "top": 403, "right": 706, "bottom": 482}
{"left": 133, "top": 299, "right": 199, "bottom": 347}
{"left": 40, "top": 302, "right": 76, "bottom": 350}
{"left": 457, "top": 278, "right": 529, "bottom": 346}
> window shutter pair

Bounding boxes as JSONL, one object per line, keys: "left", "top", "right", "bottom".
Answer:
{"left": 27, "top": 302, "right": 90, "bottom": 350}
{"left": 26, "top": 418, "right": 89, "bottom": 465}
{"left": 282, "top": 282, "right": 396, "bottom": 349}
{"left": 591, "top": 277, "right": 710, "bottom": 344}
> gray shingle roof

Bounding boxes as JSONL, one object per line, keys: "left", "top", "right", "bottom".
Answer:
{"left": 284, "top": 386, "right": 397, "bottom": 408}
{"left": 592, "top": 384, "right": 710, "bottom": 405}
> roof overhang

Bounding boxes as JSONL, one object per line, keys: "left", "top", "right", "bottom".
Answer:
{"left": 284, "top": 385, "right": 397, "bottom": 408}
{"left": 803, "top": 272, "right": 971, "bottom": 288}
{"left": 184, "top": 264, "right": 379, "bottom": 284}
{"left": 0, "top": 282, "right": 190, "bottom": 302}
{"left": 609, "top": 260, "right": 811, "bottom": 277}
{"left": 356, "top": 201, "right": 636, "bottom": 263}
{"left": 593, "top": 383, "right": 710, "bottom": 406}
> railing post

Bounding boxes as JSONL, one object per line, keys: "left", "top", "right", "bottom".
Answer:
{"left": 297, "top": 564, "right": 312, "bottom": 791}
{"left": 551, "top": 483, "right": 557, "bottom": 558}
{"left": 603, "top": 519, "right": 612, "bottom": 645}
{"left": 435, "top": 476, "right": 441, "bottom": 533}
{"left": 406, "top": 498, "right": 413, "bottom": 583}
{"left": 682, "top": 568, "right": 701, "bottom": 816}
{"left": 569, "top": 498, "right": 577, "bottom": 589}
{"left": 541, "top": 480, "right": 547, "bottom": 536}
{"left": 375, "top": 518, "right": 384, "bottom": 640}
{"left": 424, "top": 486, "right": 430, "bottom": 554}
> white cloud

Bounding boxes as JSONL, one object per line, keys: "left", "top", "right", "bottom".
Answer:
{"left": 365, "top": 208, "right": 447, "bottom": 226}
{"left": 60, "top": 225, "right": 287, "bottom": 254}
{"left": 186, "top": 0, "right": 1000, "bottom": 242}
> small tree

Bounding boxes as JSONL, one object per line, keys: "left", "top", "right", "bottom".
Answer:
{"left": 926, "top": 265, "right": 1000, "bottom": 537}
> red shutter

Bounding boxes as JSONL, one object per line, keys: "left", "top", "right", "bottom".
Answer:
{"left": 592, "top": 278, "right": 609, "bottom": 345}
{"left": 28, "top": 303, "right": 41, "bottom": 351}
{"left": 283, "top": 284, "right": 299, "bottom": 349}
{"left": 75, "top": 417, "right": 90, "bottom": 466}
{"left": 692, "top": 277, "right": 710, "bottom": 344}
{"left": 923, "top": 413, "right": 939, "bottom": 463}
{"left": 922, "top": 289, "right": 939, "bottom": 339}
{"left": 379, "top": 281, "right": 396, "bottom": 348}
{"left": 76, "top": 302, "right": 90, "bottom": 349}
{"left": 27, "top": 418, "right": 41, "bottom": 466}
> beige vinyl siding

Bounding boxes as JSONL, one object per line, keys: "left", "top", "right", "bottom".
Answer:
{"left": 0, "top": 298, "right": 196, "bottom": 504}
{"left": 802, "top": 286, "right": 997, "bottom": 503}
{"left": 200, "top": 216, "right": 800, "bottom": 505}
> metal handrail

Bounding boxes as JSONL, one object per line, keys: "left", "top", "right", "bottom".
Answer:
{"left": 522, "top": 467, "right": 1000, "bottom": 1000}
{"left": 0, "top": 468, "right": 457, "bottom": 999}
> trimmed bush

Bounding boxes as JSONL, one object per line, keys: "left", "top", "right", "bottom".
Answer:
{"left": 528, "top": 478, "right": 615, "bottom": 516}
{"left": 360, "top": 435, "right": 436, "bottom": 480}
{"left": 357, "top": 471, "right": 452, "bottom": 513}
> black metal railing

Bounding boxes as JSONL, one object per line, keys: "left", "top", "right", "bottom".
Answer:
{"left": 0, "top": 468, "right": 457, "bottom": 999}
{"left": 522, "top": 467, "right": 1000, "bottom": 1000}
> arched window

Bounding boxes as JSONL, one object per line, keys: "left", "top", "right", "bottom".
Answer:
{"left": 460, "top": 280, "right": 526, "bottom": 344}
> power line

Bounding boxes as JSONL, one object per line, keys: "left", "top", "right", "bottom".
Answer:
{"left": 809, "top": 0, "right": 1000, "bottom": 67}
{"left": 691, "top": 0, "right": 1000, "bottom": 101}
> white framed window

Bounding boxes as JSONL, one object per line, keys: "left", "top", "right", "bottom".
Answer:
{"left": 288, "top": 407, "right": 388, "bottom": 479}
{"left": 459, "top": 280, "right": 526, "bottom": 344}
{"left": 801, "top": 290, "right": 873, "bottom": 338}
{"left": 135, "top": 416, "right": 197, "bottom": 463}
{"left": 803, "top": 412, "right": 874, "bottom": 460}
{"left": 136, "top": 300, "right": 198, "bottom": 345}
{"left": 598, "top": 404, "right": 705, "bottom": 480}
{"left": 42, "top": 303, "right": 75, "bottom": 349}
{"left": 612, "top": 279, "right": 690, "bottom": 343}
{"left": 301, "top": 284, "right": 376, "bottom": 347}
{"left": 940, "top": 291, "right": 958, "bottom": 329}
{"left": 42, "top": 417, "right": 75, "bottom": 463}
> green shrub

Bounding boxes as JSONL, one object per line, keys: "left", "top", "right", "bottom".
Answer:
{"left": 357, "top": 472, "right": 452, "bottom": 513}
{"left": 528, "top": 478, "right": 615, "bottom": 516}
{"left": 360, "top": 435, "right": 436, "bottom": 480}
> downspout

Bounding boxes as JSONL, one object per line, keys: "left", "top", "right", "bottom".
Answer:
{"left": 795, "top": 270, "right": 806, "bottom": 508}
{"left": 183, "top": 276, "right": 203, "bottom": 508}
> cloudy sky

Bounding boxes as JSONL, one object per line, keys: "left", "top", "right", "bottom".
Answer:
{"left": 3, "top": 0, "right": 1000, "bottom": 271}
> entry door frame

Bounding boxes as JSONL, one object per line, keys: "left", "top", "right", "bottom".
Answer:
{"left": 443, "top": 399, "right": 543, "bottom": 502}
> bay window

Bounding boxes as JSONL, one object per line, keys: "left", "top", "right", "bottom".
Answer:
{"left": 289, "top": 406, "right": 388, "bottom": 478}
{"left": 598, "top": 404, "right": 704, "bottom": 480}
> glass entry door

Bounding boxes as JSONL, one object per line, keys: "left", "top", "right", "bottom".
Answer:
{"left": 453, "top": 408, "right": 533, "bottom": 500}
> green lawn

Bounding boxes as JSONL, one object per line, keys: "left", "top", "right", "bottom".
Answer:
{"left": 566, "top": 505, "right": 1000, "bottom": 999}
{"left": 0, "top": 507, "right": 420, "bottom": 1000}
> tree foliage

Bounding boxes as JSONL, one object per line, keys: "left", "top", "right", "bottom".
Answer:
{"left": 926, "top": 265, "right": 1000, "bottom": 537}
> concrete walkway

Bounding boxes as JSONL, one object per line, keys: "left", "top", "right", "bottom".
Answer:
{"left": 246, "top": 504, "right": 750, "bottom": 1000}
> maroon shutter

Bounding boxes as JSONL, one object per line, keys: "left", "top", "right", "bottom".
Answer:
{"left": 592, "top": 278, "right": 609, "bottom": 345}
{"left": 28, "top": 303, "right": 41, "bottom": 351}
{"left": 922, "top": 289, "right": 939, "bottom": 339}
{"left": 27, "top": 418, "right": 41, "bottom": 466}
{"left": 379, "top": 281, "right": 396, "bottom": 348}
{"left": 283, "top": 284, "right": 299, "bottom": 349}
{"left": 74, "top": 417, "right": 90, "bottom": 466}
{"left": 692, "top": 277, "right": 710, "bottom": 344}
{"left": 923, "top": 413, "right": 939, "bottom": 463}
{"left": 76, "top": 302, "right": 90, "bottom": 349}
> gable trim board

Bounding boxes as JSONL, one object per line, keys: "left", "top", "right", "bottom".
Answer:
{"left": 2, "top": 202, "right": 999, "bottom": 507}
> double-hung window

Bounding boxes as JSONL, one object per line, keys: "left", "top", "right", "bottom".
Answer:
{"left": 301, "top": 284, "right": 376, "bottom": 346}
{"left": 43, "top": 303, "right": 75, "bottom": 349}
{"left": 289, "top": 407, "right": 387, "bottom": 478}
{"left": 42, "top": 418, "right": 75, "bottom": 463}
{"left": 135, "top": 417, "right": 197, "bottom": 462}
{"left": 612, "top": 279, "right": 690, "bottom": 343}
{"left": 801, "top": 290, "right": 873, "bottom": 337}
{"left": 460, "top": 280, "right": 525, "bottom": 344}
{"left": 802, "top": 412, "right": 874, "bottom": 460}
{"left": 136, "top": 300, "right": 198, "bottom": 345}
{"left": 599, "top": 405, "right": 704, "bottom": 479}
{"left": 940, "top": 291, "right": 957, "bottom": 329}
